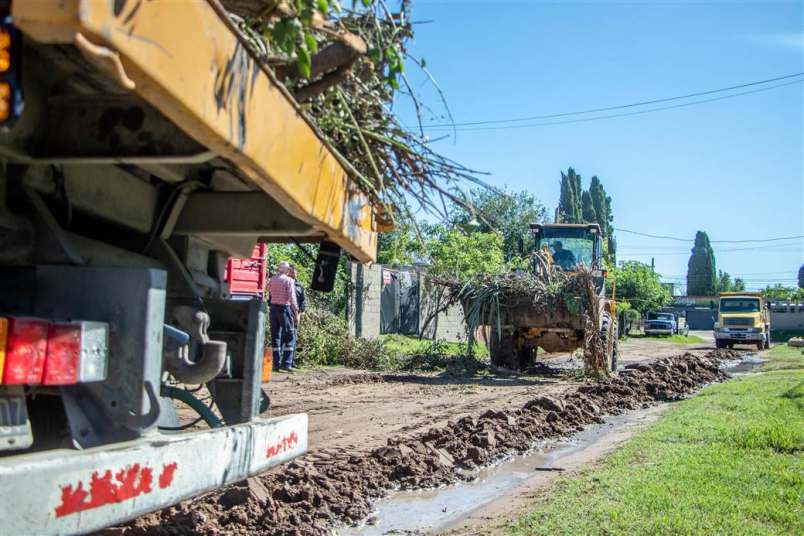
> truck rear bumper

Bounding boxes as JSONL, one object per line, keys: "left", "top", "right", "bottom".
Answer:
{"left": 0, "top": 413, "right": 307, "bottom": 535}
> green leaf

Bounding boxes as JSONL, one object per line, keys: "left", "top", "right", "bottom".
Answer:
{"left": 304, "top": 32, "right": 319, "bottom": 55}
{"left": 317, "top": 0, "right": 329, "bottom": 15}
{"left": 297, "top": 46, "right": 312, "bottom": 78}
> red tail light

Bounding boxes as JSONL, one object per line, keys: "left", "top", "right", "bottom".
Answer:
{"left": 1, "top": 317, "right": 109, "bottom": 386}
{"left": 43, "top": 323, "right": 81, "bottom": 385}
{"left": 3, "top": 317, "right": 48, "bottom": 384}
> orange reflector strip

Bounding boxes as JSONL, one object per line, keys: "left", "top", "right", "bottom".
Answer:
{"left": 0, "top": 28, "right": 8, "bottom": 74}
{"left": 0, "top": 82, "right": 9, "bottom": 121}
{"left": 0, "top": 317, "right": 7, "bottom": 383}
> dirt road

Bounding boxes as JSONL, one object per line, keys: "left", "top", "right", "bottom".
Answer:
{"left": 264, "top": 335, "right": 714, "bottom": 454}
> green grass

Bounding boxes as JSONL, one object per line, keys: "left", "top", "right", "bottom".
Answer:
{"left": 378, "top": 334, "right": 489, "bottom": 358}
{"left": 762, "top": 343, "right": 804, "bottom": 372}
{"left": 511, "top": 344, "right": 804, "bottom": 536}
{"left": 631, "top": 333, "right": 705, "bottom": 344}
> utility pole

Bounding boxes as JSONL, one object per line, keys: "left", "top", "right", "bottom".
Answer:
{"left": 651, "top": 257, "right": 655, "bottom": 273}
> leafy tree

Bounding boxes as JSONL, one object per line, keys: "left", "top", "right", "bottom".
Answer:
{"left": 687, "top": 231, "right": 717, "bottom": 295}
{"left": 716, "top": 270, "right": 733, "bottom": 293}
{"left": 427, "top": 228, "right": 505, "bottom": 279}
{"left": 451, "top": 187, "right": 547, "bottom": 261}
{"left": 377, "top": 220, "right": 428, "bottom": 266}
{"left": 611, "top": 261, "right": 672, "bottom": 315}
{"left": 420, "top": 228, "right": 505, "bottom": 338}
{"left": 733, "top": 278, "right": 746, "bottom": 292}
{"left": 763, "top": 284, "right": 804, "bottom": 302}
{"left": 558, "top": 167, "right": 583, "bottom": 223}
{"left": 581, "top": 191, "right": 597, "bottom": 223}
{"left": 799, "top": 264, "right": 804, "bottom": 289}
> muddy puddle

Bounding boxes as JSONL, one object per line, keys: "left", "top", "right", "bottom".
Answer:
{"left": 336, "top": 408, "right": 659, "bottom": 536}
{"left": 338, "top": 353, "right": 764, "bottom": 536}
{"left": 720, "top": 353, "right": 765, "bottom": 374}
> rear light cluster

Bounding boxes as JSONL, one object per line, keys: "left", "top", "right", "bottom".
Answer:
{"left": 0, "top": 317, "right": 108, "bottom": 386}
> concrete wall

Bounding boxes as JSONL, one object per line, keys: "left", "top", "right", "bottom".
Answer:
{"left": 347, "top": 263, "right": 382, "bottom": 340}
{"left": 349, "top": 263, "right": 468, "bottom": 342}
{"left": 418, "top": 279, "right": 467, "bottom": 342}
{"left": 770, "top": 303, "right": 804, "bottom": 331}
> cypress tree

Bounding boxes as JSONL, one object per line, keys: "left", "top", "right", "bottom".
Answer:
{"left": 687, "top": 231, "right": 717, "bottom": 295}
{"left": 798, "top": 264, "right": 804, "bottom": 289}
{"left": 589, "top": 176, "right": 612, "bottom": 235}
{"left": 581, "top": 191, "right": 597, "bottom": 223}
{"left": 559, "top": 168, "right": 582, "bottom": 223}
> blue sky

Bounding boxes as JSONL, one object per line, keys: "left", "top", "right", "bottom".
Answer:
{"left": 397, "top": 0, "right": 804, "bottom": 292}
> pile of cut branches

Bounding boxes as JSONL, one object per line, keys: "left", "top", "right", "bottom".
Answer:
{"left": 432, "top": 256, "right": 610, "bottom": 374}
{"left": 222, "top": 0, "right": 486, "bottom": 222}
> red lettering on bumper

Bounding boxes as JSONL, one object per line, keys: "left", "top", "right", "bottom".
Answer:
{"left": 266, "top": 431, "right": 299, "bottom": 458}
{"left": 55, "top": 462, "right": 178, "bottom": 517}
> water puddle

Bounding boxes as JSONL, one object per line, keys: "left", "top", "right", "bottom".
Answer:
{"left": 337, "top": 409, "right": 659, "bottom": 536}
{"left": 721, "top": 353, "right": 765, "bottom": 374}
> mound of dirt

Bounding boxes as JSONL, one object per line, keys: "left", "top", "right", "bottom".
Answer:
{"left": 115, "top": 350, "right": 740, "bottom": 536}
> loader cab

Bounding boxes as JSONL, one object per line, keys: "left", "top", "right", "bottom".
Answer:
{"left": 529, "top": 223, "right": 603, "bottom": 271}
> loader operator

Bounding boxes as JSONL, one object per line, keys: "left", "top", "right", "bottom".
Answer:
{"left": 552, "top": 241, "right": 577, "bottom": 271}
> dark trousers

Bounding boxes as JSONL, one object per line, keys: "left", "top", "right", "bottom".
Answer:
{"left": 269, "top": 304, "right": 296, "bottom": 368}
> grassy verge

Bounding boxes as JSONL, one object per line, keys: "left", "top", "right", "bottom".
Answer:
{"left": 379, "top": 334, "right": 489, "bottom": 358}
{"left": 630, "top": 333, "right": 705, "bottom": 344}
{"left": 511, "top": 344, "right": 804, "bottom": 535}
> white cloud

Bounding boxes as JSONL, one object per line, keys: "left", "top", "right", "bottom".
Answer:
{"left": 746, "top": 32, "right": 804, "bottom": 51}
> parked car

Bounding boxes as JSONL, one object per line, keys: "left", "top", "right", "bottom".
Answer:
{"left": 644, "top": 312, "right": 688, "bottom": 336}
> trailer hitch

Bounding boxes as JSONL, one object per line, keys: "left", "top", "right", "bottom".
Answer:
{"left": 163, "top": 306, "right": 227, "bottom": 385}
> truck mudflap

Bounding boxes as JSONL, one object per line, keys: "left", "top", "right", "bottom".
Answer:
{"left": 0, "top": 413, "right": 307, "bottom": 535}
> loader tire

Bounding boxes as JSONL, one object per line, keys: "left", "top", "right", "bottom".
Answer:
{"left": 489, "top": 327, "right": 517, "bottom": 370}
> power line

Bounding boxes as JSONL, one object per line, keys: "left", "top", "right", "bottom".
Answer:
{"left": 423, "top": 80, "right": 803, "bottom": 132}
{"left": 662, "top": 271, "right": 795, "bottom": 277}
{"left": 419, "top": 72, "right": 804, "bottom": 129}
{"left": 623, "top": 248, "right": 801, "bottom": 257}
{"left": 614, "top": 228, "right": 804, "bottom": 243}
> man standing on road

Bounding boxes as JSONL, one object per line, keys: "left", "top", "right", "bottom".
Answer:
{"left": 268, "top": 261, "right": 298, "bottom": 372}
{"left": 287, "top": 265, "right": 306, "bottom": 369}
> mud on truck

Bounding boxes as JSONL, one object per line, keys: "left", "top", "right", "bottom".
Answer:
{"left": 487, "top": 223, "right": 619, "bottom": 373}
{"left": 0, "top": 2, "right": 379, "bottom": 533}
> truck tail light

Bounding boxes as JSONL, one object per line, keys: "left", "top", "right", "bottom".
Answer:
{"left": 2, "top": 317, "right": 48, "bottom": 384}
{"left": 0, "top": 14, "right": 23, "bottom": 127}
{"left": 1, "top": 318, "right": 108, "bottom": 385}
{"left": 0, "top": 317, "right": 7, "bottom": 383}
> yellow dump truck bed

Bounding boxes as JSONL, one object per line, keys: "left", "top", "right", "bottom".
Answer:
{"left": 13, "top": 0, "right": 377, "bottom": 262}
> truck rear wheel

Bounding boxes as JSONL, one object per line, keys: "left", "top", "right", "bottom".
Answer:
{"left": 715, "top": 339, "right": 726, "bottom": 349}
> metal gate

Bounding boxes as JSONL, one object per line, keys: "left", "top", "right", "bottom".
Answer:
{"left": 686, "top": 309, "right": 716, "bottom": 330}
{"left": 380, "top": 269, "right": 420, "bottom": 335}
